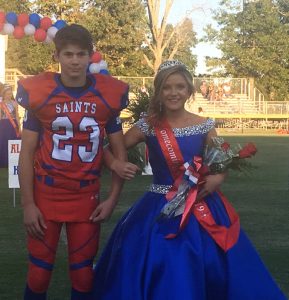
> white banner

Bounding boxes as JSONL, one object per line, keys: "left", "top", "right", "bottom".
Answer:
{"left": 8, "top": 140, "right": 21, "bottom": 188}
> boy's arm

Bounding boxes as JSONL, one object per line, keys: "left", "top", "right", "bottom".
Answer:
{"left": 103, "top": 147, "right": 140, "bottom": 180}
{"left": 19, "top": 128, "right": 47, "bottom": 239}
{"left": 103, "top": 125, "right": 145, "bottom": 179}
{"left": 90, "top": 125, "right": 146, "bottom": 222}
{"left": 90, "top": 130, "right": 127, "bottom": 222}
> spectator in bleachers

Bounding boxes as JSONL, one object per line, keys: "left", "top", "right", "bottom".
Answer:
{"left": 216, "top": 84, "right": 224, "bottom": 101}
{"left": 223, "top": 81, "right": 232, "bottom": 98}
{"left": 207, "top": 82, "right": 216, "bottom": 101}
{"left": 200, "top": 81, "right": 208, "bottom": 98}
{"left": 198, "top": 106, "right": 204, "bottom": 115}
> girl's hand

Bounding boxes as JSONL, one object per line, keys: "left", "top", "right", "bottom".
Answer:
{"left": 197, "top": 173, "right": 227, "bottom": 200}
{"left": 111, "top": 160, "right": 140, "bottom": 180}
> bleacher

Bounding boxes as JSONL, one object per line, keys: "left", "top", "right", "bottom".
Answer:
{"left": 5, "top": 70, "right": 289, "bottom": 130}
{"left": 186, "top": 93, "right": 260, "bottom": 115}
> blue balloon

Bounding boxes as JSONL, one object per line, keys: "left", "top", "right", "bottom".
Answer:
{"left": 99, "top": 69, "right": 110, "bottom": 75}
{"left": 29, "top": 13, "right": 40, "bottom": 28}
{"left": 6, "top": 12, "right": 18, "bottom": 25}
{"left": 54, "top": 20, "right": 67, "bottom": 30}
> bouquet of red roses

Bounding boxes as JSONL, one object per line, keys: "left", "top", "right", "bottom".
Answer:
{"left": 159, "top": 137, "right": 257, "bottom": 219}
{"left": 203, "top": 137, "right": 257, "bottom": 174}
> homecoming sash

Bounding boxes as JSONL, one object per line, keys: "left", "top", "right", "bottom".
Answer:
{"left": 0, "top": 102, "right": 20, "bottom": 137}
{"left": 155, "top": 119, "right": 240, "bottom": 252}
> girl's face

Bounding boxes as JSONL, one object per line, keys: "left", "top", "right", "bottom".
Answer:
{"left": 3, "top": 89, "right": 13, "bottom": 101}
{"left": 161, "top": 73, "right": 190, "bottom": 113}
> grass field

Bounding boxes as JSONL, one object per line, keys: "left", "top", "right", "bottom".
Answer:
{"left": 0, "top": 136, "right": 288, "bottom": 299}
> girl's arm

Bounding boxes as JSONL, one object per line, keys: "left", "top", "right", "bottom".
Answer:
{"left": 103, "top": 125, "right": 145, "bottom": 179}
{"left": 197, "top": 128, "right": 227, "bottom": 200}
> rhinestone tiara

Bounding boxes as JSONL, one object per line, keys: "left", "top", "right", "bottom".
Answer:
{"left": 157, "top": 60, "right": 186, "bottom": 73}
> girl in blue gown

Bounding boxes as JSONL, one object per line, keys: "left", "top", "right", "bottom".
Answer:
{"left": 93, "top": 61, "right": 287, "bottom": 300}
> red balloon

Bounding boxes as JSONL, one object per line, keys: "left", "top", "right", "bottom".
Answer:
{"left": 34, "top": 28, "right": 47, "bottom": 42}
{"left": 0, "top": 11, "right": 5, "bottom": 24}
{"left": 13, "top": 26, "right": 25, "bottom": 39}
{"left": 18, "top": 13, "right": 29, "bottom": 26}
{"left": 40, "top": 17, "right": 52, "bottom": 30}
{"left": 91, "top": 52, "right": 102, "bottom": 63}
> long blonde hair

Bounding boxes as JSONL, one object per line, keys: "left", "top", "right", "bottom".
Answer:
{"left": 147, "top": 64, "right": 195, "bottom": 127}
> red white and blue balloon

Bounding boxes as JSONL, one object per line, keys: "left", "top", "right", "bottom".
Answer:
{"left": 88, "top": 51, "right": 109, "bottom": 75}
{"left": 0, "top": 11, "right": 110, "bottom": 75}
{"left": 0, "top": 11, "right": 67, "bottom": 43}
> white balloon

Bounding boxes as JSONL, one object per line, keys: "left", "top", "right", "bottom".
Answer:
{"left": 44, "top": 35, "right": 53, "bottom": 44}
{"left": 47, "top": 26, "right": 58, "bottom": 39}
{"left": 89, "top": 63, "right": 101, "bottom": 73}
{"left": 98, "top": 60, "right": 108, "bottom": 70}
{"left": 2, "top": 23, "right": 15, "bottom": 35}
{"left": 24, "top": 24, "right": 36, "bottom": 36}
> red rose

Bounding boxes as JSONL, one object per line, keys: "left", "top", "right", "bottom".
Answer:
{"left": 221, "top": 142, "right": 230, "bottom": 151}
{"left": 238, "top": 143, "right": 257, "bottom": 158}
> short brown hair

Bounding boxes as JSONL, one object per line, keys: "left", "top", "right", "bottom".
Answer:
{"left": 54, "top": 24, "right": 93, "bottom": 55}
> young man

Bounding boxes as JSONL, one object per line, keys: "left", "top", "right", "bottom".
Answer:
{"left": 16, "top": 24, "right": 128, "bottom": 300}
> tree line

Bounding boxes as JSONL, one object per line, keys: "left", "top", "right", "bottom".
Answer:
{"left": 1, "top": 0, "right": 197, "bottom": 77}
{"left": 204, "top": 0, "right": 289, "bottom": 101}
{"left": 1, "top": 0, "right": 288, "bottom": 100}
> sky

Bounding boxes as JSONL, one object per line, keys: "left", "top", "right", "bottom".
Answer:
{"left": 164, "top": 0, "right": 223, "bottom": 74}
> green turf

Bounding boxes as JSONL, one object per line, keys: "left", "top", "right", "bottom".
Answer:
{"left": 0, "top": 136, "right": 288, "bottom": 299}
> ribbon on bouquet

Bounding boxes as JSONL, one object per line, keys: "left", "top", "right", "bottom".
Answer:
{"left": 165, "top": 156, "right": 204, "bottom": 235}
{"left": 155, "top": 119, "right": 240, "bottom": 252}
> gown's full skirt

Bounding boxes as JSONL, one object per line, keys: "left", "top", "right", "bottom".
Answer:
{"left": 92, "top": 191, "right": 287, "bottom": 300}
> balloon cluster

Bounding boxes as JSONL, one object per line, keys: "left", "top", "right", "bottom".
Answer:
{"left": 0, "top": 11, "right": 67, "bottom": 43}
{"left": 0, "top": 11, "right": 110, "bottom": 75}
{"left": 88, "top": 51, "right": 109, "bottom": 75}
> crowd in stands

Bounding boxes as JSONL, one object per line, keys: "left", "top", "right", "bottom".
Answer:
{"left": 200, "top": 80, "right": 233, "bottom": 101}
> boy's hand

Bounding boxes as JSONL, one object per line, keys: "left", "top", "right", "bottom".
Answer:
{"left": 89, "top": 199, "right": 116, "bottom": 223}
{"left": 23, "top": 203, "right": 47, "bottom": 240}
{"left": 111, "top": 160, "right": 140, "bottom": 180}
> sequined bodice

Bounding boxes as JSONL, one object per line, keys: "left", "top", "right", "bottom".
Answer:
{"left": 135, "top": 118, "right": 215, "bottom": 187}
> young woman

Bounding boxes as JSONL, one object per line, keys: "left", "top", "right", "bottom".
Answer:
{"left": 93, "top": 61, "right": 286, "bottom": 300}
{"left": 0, "top": 84, "right": 20, "bottom": 168}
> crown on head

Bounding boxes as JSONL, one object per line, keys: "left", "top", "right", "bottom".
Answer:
{"left": 157, "top": 60, "right": 186, "bottom": 73}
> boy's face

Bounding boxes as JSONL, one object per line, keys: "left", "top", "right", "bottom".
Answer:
{"left": 54, "top": 44, "right": 91, "bottom": 85}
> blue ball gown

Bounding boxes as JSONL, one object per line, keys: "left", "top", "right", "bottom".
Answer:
{"left": 93, "top": 118, "right": 286, "bottom": 300}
